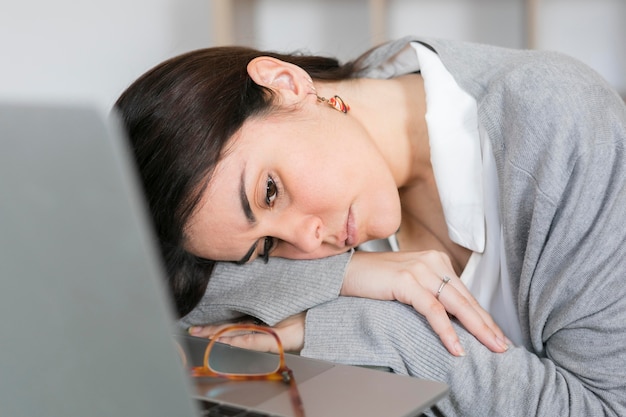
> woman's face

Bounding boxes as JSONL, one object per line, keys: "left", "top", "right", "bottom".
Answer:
{"left": 184, "top": 106, "right": 401, "bottom": 263}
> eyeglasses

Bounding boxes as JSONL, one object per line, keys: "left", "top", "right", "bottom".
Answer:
{"left": 178, "top": 324, "right": 305, "bottom": 417}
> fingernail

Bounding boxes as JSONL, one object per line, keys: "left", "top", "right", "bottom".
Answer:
{"left": 455, "top": 342, "right": 466, "bottom": 357}
{"left": 188, "top": 326, "right": 199, "bottom": 335}
{"left": 496, "top": 336, "right": 509, "bottom": 351}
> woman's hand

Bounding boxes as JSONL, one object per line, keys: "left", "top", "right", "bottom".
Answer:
{"left": 188, "top": 312, "right": 306, "bottom": 354}
{"left": 342, "top": 250, "right": 510, "bottom": 356}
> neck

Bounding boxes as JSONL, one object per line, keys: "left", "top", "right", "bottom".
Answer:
{"left": 319, "top": 74, "right": 431, "bottom": 189}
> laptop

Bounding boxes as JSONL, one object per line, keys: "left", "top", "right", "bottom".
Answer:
{"left": 0, "top": 102, "right": 448, "bottom": 417}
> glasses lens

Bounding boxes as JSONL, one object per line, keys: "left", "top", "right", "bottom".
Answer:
{"left": 207, "top": 328, "right": 281, "bottom": 376}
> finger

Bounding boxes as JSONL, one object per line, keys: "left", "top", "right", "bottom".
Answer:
{"left": 395, "top": 272, "right": 507, "bottom": 355}
{"left": 437, "top": 274, "right": 508, "bottom": 343}
{"left": 421, "top": 297, "right": 467, "bottom": 357}
{"left": 437, "top": 282, "right": 510, "bottom": 352}
{"left": 422, "top": 251, "right": 510, "bottom": 351}
{"left": 188, "top": 319, "right": 260, "bottom": 338}
{"left": 442, "top": 277, "right": 508, "bottom": 343}
{"left": 393, "top": 275, "right": 465, "bottom": 356}
{"left": 188, "top": 325, "right": 220, "bottom": 338}
{"left": 215, "top": 332, "right": 281, "bottom": 353}
{"left": 457, "top": 292, "right": 508, "bottom": 346}
{"left": 415, "top": 253, "right": 497, "bottom": 351}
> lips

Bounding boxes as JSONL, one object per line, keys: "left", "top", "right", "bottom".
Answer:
{"left": 345, "top": 207, "right": 357, "bottom": 247}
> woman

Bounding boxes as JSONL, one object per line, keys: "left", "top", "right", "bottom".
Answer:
{"left": 115, "top": 36, "right": 626, "bottom": 416}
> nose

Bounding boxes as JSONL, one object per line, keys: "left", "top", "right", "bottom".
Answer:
{"left": 275, "top": 211, "right": 324, "bottom": 255}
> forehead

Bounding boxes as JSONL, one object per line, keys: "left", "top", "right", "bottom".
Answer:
{"left": 184, "top": 139, "right": 253, "bottom": 261}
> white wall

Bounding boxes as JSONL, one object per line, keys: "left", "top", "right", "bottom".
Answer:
{"left": 0, "top": 0, "right": 211, "bottom": 111}
{"left": 538, "top": 0, "right": 626, "bottom": 94}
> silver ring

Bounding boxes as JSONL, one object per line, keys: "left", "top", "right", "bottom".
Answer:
{"left": 436, "top": 275, "right": 451, "bottom": 299}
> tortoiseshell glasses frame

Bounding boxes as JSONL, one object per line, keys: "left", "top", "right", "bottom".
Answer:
{"left": 179, "top": 324, "right": 305, "bottom": 417}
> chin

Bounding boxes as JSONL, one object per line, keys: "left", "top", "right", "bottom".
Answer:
{"left": 360, "top": 196, "right": 401, "bottom": 242}
{"left": 372, "top": 214, "right": 401, "bottom": 240}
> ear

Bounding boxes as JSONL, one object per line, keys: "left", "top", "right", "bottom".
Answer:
{"left": 247, "top": 56, "right": 313, "bottom": 107}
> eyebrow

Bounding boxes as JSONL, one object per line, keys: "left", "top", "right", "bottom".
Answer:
{"left": 239, "top": 170, "right": 256, "bottom": 224}
{"left": 237, "top": 170, "right": 257, "bottom": 264}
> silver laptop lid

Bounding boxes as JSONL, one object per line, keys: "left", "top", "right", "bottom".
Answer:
{"left": 0, "top": 103, "right": 199, "bottom": 417}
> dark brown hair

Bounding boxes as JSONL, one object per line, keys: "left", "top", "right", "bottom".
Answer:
{"left": 115, "top": 46, "right": 369, "bottom": 317}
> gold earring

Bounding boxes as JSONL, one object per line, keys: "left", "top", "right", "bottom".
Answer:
{"left": 317, "top": 95, "right": 350, "bottom": 114}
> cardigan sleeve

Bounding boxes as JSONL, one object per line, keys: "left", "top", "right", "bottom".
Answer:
{"left": 179, "top": 251, "right": 352, "bottom": 327}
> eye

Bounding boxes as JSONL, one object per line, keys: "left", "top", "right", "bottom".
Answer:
{"left": 265, "top": 176, "right": 278, "bottom": 207}
{"left": 260, "top": 236, "right": 276, "bottom": 263}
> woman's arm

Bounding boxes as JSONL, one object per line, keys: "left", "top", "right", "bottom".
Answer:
{"left": 186, "top": 248, "right": 508, "bottom": 355}
{"left": 179, "top": 251, "right": 351, "bottom": 327}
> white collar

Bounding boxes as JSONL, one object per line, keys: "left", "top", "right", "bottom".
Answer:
{"left": 410, "top": 42, "right": 485, "bottom": 252}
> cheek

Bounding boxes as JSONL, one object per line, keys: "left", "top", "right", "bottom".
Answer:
{"left": 292, "top": 164, "right": 357, "bottom": 210}
{"left": 287, "top": 179, "right": 337, "bottom": 213}
{"left": 281, "top": 153, "right": 349, "bottom": 207}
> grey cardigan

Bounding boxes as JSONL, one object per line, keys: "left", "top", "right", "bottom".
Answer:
{"left": 182, "top": 37, "right": 626, "bottom": 417}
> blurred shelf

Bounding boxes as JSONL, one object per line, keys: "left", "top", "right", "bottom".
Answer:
{"left": 211, "top": 0, "right": 540, "bottom": 49}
